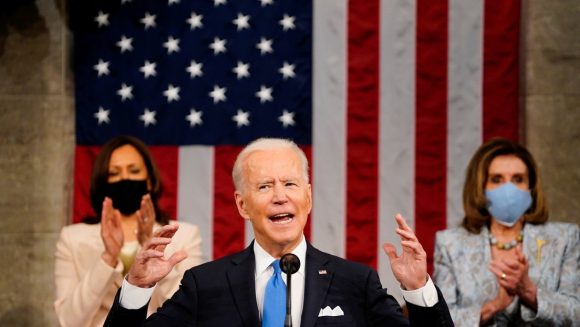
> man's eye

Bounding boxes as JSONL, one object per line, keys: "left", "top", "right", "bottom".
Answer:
{"left": 258, "top": 185, "right": 270, "bottom": 192}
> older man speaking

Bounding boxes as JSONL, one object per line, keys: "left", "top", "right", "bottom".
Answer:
{"left": 105, "top": 138, "right": 453, "bottom": 327}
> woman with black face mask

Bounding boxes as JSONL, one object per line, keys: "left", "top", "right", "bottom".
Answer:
{"left": 54, "top": 135, "right": 203, "bottom": 327}
{"left": 433, "top": 138, "right": 579, "bottom": 326}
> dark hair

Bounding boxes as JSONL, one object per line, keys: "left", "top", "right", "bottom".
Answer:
{"left": 461, "top": 138, "right": 548, "bottom": 233}
{"left": 83, "top": 135, "right": 170, "bottom": 225}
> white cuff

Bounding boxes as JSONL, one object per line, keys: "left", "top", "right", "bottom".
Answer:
{"left": 400, "top": 276, "right": 439, "bottom": 307}
{"left": 119, "top": 277, "right": 156, "bottom": 309}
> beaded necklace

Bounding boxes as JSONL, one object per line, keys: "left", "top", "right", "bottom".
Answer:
{"left": 489, "top": 231, "right": 523, "bottom": 250}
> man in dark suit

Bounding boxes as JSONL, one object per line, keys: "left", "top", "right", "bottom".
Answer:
{"left": 105, "top": 138, "right": 454, "bottom": 326}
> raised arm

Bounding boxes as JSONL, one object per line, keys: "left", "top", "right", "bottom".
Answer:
{"left": 54, "top": 198, "right": 125, "bottom": 327}
{"left": 105, "top": 225, "right": 195, "bottom": 327}
{"left": 126, "top": 224, "right": 188, "bottom": 288}
{"left": 150, "top": 222, "right": 203, "bottom": 308}
{"left": 383, "top": 214, "right": 428, "bottom": 290}
{"left": 382, "top": 214, "right": 454, "bottom": 326}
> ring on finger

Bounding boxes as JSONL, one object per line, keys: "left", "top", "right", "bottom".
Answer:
{"left": 501, "top": 273, "right": 506, "bottom": 280}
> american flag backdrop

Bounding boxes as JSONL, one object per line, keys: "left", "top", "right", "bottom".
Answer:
{"left": 72, "top": 0, "right": 521, "bottom": 302}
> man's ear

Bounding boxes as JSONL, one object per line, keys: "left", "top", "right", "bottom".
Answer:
{"left": 306, "top": 183, "right": 313, "bottom": 214}
{"left": 235, "top": 191, "right": 251, "bottom": 220}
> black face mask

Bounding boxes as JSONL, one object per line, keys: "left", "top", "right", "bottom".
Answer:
{"left": 104, "top": 179, "right": 148, "bottom": 215}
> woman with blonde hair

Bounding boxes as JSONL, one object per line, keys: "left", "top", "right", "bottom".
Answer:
{"left": 434, "top": 138, "right": 579, "bottom": 326}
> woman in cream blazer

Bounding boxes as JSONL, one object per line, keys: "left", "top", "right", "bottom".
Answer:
{"left": 54, "top": 136, "right": 203, "bottom": 327}
{"left": 55, "top": 221, "right": 201, "bottom": 327}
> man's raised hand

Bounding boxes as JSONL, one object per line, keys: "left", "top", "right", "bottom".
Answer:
{"left": 127, "top": 224, "right": 188, "bottom": 288}
{"left": 383, "top": 214, "right": 428, "bottom": 290}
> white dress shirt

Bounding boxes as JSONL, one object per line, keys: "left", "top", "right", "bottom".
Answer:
{"left": 254, "top": 236, "right": 306, "bottom": 327}
{"left": 119, "top": 235, "right": 438, "bottom": 325}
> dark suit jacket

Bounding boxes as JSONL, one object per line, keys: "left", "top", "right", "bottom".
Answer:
{"left": 105, "top": 242, "right": 454, "bottom": 326}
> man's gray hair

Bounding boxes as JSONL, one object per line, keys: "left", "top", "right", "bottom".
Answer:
{"left": 232, "top": 138, "right": 310, "bottom": 191}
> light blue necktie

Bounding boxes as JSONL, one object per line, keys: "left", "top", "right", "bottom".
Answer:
{"left": 262, "top": 259, "right": 286, "bottom": 327}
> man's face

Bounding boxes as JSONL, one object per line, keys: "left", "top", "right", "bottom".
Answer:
{"left": 235, "top": 147, "right": 312, "bottom": 256}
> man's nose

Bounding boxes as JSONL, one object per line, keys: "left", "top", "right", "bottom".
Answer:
{"left": 272, "top": 184, "right": 288, "bottom": 203}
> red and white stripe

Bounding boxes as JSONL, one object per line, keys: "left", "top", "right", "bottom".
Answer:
{"left": 310, "top": 0, "right": 520, "bottom": 302}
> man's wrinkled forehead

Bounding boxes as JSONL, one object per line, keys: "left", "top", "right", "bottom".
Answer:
{"left": 243, "top": 148, "right": 304, "bottom": 179}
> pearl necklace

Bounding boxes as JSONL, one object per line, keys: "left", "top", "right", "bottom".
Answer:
{"left": 489, "top": 231, "right": 523, "bottom": 250}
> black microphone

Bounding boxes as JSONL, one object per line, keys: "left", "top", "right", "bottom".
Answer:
{"left": 280, "top": 253, "right": 300, "bottom": 327}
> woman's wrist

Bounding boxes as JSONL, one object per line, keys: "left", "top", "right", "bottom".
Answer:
{"left": 480, "top": 300, "right": 499, "bottom": 325}
{"left": 481, "top": 289, "right": 513, "bottom": 325}
{"left": 489, "top": 298, "right": 503, "bottom": 315}
{"left": 101, "top": 251, "right": 118, "bottom": 268}
{"left": 137, "top": 233, "right": 151, "bottom": 246}
{"left": 519, "top": 279, "right": 538, "bottom": 310}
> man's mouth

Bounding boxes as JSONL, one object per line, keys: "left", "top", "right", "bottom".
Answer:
{"left": 269, "top": 213, "right": 294, "bottom": 224}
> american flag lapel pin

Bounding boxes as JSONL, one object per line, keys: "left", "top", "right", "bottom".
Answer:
{"left": 318, "top": 269, "right": 327, "bottom": 275}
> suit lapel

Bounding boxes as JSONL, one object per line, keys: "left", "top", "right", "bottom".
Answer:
{"left": 523, "top": 225, "right": 546, "bottom": 284}
{"left": 227, "top": 244, "right": 260, "bottom": 327}
{"left": 472, "top": 228, "right": 498, "bottom": 299}
{"left": 300, "top": 244, "right": 332, "bottom": 327}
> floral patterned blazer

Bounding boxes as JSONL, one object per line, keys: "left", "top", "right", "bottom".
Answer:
{"left": 434, "top": 222, "right": 579, "bottom": 326}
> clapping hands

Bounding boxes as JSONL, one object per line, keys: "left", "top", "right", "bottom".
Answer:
{"left": 136, "top": 194, "right": 156, "bottom": 245}
{"left": 101, "top": 197, "right": 124, "bottom": 267}
{"left": 100, "top": 194, "right": 157, "bottom": 268}
{"left": 489, "top": 247, "right": 537, "bottom": 309}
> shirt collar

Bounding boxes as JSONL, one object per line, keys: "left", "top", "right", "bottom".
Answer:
{"left": 254, "top": 236, "right": 307, "bottom": 277}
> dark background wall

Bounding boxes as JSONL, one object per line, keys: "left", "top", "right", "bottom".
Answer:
{"left": 0, "top": 0, "right": 578, "bottom": 325}
{"left": 522, "top": 1, "right": 580, "bottom": 225}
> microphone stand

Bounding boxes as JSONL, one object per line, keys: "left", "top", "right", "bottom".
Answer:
{"left": 284, "top": 271, "right": 292, "bottom": 327}
{"left": 280, "top": 253, "right": 300, "bottom": 327}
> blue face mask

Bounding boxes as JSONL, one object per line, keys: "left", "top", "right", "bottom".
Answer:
{"left": 485, "top": 182, "right": 532, "bottom": 227}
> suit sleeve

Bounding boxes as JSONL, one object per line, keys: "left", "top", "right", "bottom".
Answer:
{"left": 433, "top": 232, "right": 481, "bottom": 326}
{"left": 520, "top": 224, "right": 580, "bottom": 324}
{"left": 363, "top": 269, "right": 410, "bottom": 326}
{"left": 407, "top": 286, "right": 454, "bottom": 327}
{"left": 105, "top": 269, "right": 200, "bottom": 327}
{"left": 54, "top": 226, "right": 123, "bottom": 327}
{"left": 365, "top": 269, "right": 454, "bottom": 326}
{"left": 105, "top": 287, "right": 150, "bottom": 327}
